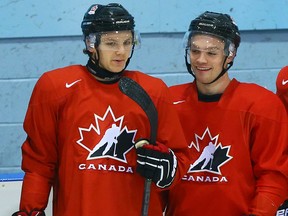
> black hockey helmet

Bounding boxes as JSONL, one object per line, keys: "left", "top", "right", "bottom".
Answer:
{"left": 184, "top": 11, "right": 241, "bottom": 83}
{"left": 81, "top": 3, "right": 139, "bottom": 81}
{"left": 188, "top": 11, "right": 241, "bottom": 48}
{"left": 81, "top": 3, "right": 135, "bottom": 36}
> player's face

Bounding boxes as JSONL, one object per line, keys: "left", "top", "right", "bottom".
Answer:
{"left": 97, "top": 31, "right": 133, "bottom": 73}
{"left": 189, "top": 34, "right": 231, "bottom": 84}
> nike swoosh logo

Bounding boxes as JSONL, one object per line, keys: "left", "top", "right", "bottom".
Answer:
{"left": 66, "top": 79, "right": 82, "bottom": 88}
{"left": 282, "top": 79, "right": 288, "bottom": 86}
{"left": 173, "top": 100, "right": 186, "bottom": 105}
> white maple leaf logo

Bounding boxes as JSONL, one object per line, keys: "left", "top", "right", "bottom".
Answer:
{"left": 188, "top": 127, "right": 233, "bottom": 175}
{"left": 76, "top": 106, "right": 137, "bottom": 163}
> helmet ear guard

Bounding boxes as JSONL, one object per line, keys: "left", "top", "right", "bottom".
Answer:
{"left": 82, "top": 33, "right": 100, "bottom": 56}
{"left": 86, "top": 33, "right": 98, "bottom": 49}
{"left": 227, "top": 42, "right": 236, "bottom": 58}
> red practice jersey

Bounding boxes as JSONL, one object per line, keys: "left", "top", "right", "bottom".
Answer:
{"left": 19, "top": 65, "right": 190, "bottom": 216}
{"left": 276, "top": 65, "right": 288, "bottom": 113}
{"left": 166, "top": 79, "right": 288, "bottom": 216}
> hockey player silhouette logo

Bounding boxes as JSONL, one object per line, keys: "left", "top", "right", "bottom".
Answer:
{"left": 190, "top": 142, "right": 216, "bottom": 170}
{"left": 77, "top": 106, "right": 137, "bottom": 163}
{"left": 89, "top": 123, "right": 120, "bottom": 157}
{"left": 188, "top": 127, "right": 232, "bottom": 174}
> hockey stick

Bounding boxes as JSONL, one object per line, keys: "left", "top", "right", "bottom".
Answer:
{"left": 119, "top": 76, "right": 158, "bottom": 216}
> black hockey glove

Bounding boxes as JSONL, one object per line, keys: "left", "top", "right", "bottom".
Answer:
{"left": 12, "top": 210, "right": 45, "bottom": 216}
{"left": 277, "top": 199, "right": 288, "bottom": 215}
{"left": 135, "top": 139, "right": 177, "bottom": 188}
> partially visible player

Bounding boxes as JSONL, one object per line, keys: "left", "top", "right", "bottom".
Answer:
{"left": 275, "top": 66, "right": 288, "bottom": 215}
{"left": 276, "top": 65, "right": 288, "bottom": 112}
{"left": 12, "top": 3, "right": 190, "bottom": 216}
{"left": 166, "top": 11, "right": 288, "bottom": 216}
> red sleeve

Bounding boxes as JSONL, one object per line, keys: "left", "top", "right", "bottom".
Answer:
{"left": 20, "top": 73, "right": 58, "bottom": 212}
{"left": 248, "top": 90, "right": 288, "bottom": 215}
{"left": 20, "top": 172, "right": 51, "bottom": 212}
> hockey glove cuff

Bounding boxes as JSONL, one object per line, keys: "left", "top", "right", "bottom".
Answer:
{"left": 12, "top": 210, "right": 45, "bottom": 216}
{"left": 135, "top": 139, "right": 177, "bottom": 188}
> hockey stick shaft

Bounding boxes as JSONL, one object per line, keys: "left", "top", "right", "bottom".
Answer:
{"left": 119, "top": 77, "right": 158, "bottom": 216}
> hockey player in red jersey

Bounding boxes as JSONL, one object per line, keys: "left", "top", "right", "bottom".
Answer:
{"left": 165, "top": 11, "right": 288, "bottom": 216}
{"left": 12, "top": 3, "right": 190, "bottom": 216}
{"left": 276, "top": 66, "right": 288, "bottom": 112}
{"left": 275, "top": 66, "right": 288, "bottom": 215}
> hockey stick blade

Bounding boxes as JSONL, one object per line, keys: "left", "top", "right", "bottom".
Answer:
{"left": 119, "top": 77, "right": 158, "bottom": 216}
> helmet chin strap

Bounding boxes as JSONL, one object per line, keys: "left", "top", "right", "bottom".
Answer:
{"left": 185, "top": 52, "right": 233, "bottom": 84}
{"left": 206, "top": 57, "right": 233, "bottom": 84}
{"left": 86, "top": 58, "right": 123, "bottom": 83}
{"left": 86, "top": 47, "right": 134, "bottom": 83}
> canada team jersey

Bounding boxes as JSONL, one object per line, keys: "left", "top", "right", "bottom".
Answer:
{"left": 19, "top": 65, "right": 190, "bottom": 216}
{"left": 166, "top": 79, "right": 288, "bottom": 215}
{"left": 276, "top": 65, "right": 288, "bottom": 112}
